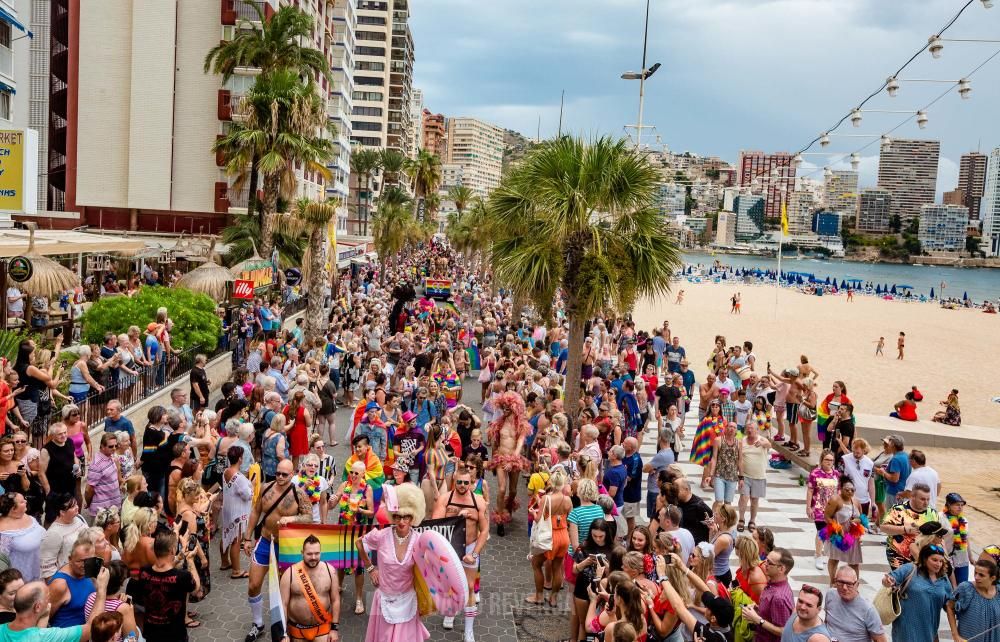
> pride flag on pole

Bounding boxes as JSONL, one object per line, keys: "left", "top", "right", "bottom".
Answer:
{"left": 268, "top": 539, "right": 287, "bottom": 640}
{"left": 277, "top": 523, "right": 376, "bottom": 572}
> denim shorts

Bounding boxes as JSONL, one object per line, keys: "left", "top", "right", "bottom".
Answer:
{"left": 714, "top": 478, "right": 738, "bottom": 503}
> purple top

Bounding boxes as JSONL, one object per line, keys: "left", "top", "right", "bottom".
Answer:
{"left": 755, "top": 578, "right": 793, "bottom": 642}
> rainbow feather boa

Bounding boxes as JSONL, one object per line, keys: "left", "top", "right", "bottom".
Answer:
{"left": 818, "top": 514, "right": 869, "bottom": 552}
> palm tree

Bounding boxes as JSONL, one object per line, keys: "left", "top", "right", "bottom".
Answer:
{"left": 204, "top": 3, "right": 331, "bottom": 225}
{"left": 486, "top": 136, "right": 683, "bottom": 412}
{"left": 372, "top": 203, "right": 420, "bottom": 265}
{"left": 220, "top": 211, "right": 306, "bottom": 269}
{"left": 378, "top": 185, "right": 411, "bottom": 209}
{"left": 407, "top": 150, "right": 442, "bottom": 219}
{"left": 350, "top": 148, "right": 382, "bottom": 237}
{"left": 424, "top": 192, "right": 441, "bottom": 219}
{"left": 379, "top": 149, "right": 408, "bottom": 188}
{"left": 447, "top": 185, "right": 475, "bottom": 220}
{"left": 294, "top": 200, "right": 336, "bottom": 341}
{"left": 230, "top": 70, "right": 334, "bottom": 257}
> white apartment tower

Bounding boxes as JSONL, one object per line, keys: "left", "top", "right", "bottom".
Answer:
{"left": 982, "top": 147, "right": 1000, "bottom": 256}
{"left": 445, "top": 117, "right": 504, "bottom": 199}
{"left": 351, "top": 0, "right": 413, "bottom": 157}
{"left": 876, "top": 138, "right": 940, "bottom": 225}
{"left": 327, "top": 0, "right": 356, "bottom": 234}
{"left": 918, "top": 204, "right": 968, "bottom": 253}
{"left": 408, "top": 86, "right": 422, "bottom": 158}
{"left": 823, "top": 170, "right": 858, "bottom": 218}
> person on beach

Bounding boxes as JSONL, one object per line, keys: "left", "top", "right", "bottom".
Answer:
{"left": 932, "top": 389, "right": 961, "bottom": 426}
{"left": 890, "top": 392, "right": 918, "bottom": 422}
{"left": 674, "top": 290, "right": 684, "bottom": 305}
{"left": 874, "top": 337, "right": 884, "bottom": 357}
{"left": 897, "top": 332, "right": 905, "bottom": 360}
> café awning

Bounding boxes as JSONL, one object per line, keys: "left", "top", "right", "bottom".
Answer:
{"left": 0, "top": 229, "right": 146, "bottom": 258}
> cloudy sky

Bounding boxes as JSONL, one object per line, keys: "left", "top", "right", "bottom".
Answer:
{"left": 410, "top": 0, "right": 1000, "bottom": 195}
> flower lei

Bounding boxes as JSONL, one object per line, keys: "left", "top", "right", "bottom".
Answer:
{"left": 948, "top": 513, "right": 968, "bottom": 552}
{"left": 298, "top": 475, "right": 323, "bottom": 504}
{"left": 818, "top": 515, "right": 869, "bottom": 551}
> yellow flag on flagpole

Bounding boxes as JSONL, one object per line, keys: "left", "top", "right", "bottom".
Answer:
{"left": 781, "top": 200, "right": 789, "bottom": 236}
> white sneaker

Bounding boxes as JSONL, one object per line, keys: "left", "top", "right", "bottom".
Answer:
{"left": 443, "top": 616, "right": 455, "bottom": 630}
{"left": 814, "top": 556, "right": 825, "bottom": 570}
{"left": 475, "top": 592, "right": 480, "bottom": 604}
{"left": 464, "top": 634, "right": 475, "bottom": 642}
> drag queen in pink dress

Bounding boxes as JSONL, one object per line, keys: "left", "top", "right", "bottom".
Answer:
{"left": 356, "top": 483, "right": 429, "bottom": 642}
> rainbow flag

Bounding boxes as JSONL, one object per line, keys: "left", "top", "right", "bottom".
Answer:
{"left": 267, "top": 539, "right": 287, "bottom": 638}
{"left": 277, "top": 524, "right": 376, "bottom": 572}
{"left": 342, "top": 451, "right": 385, "bottom": 508}
{"left": 466, "top": 345, "right": 481, "bottom": 371}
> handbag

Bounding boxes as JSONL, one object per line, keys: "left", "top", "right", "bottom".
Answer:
{"left": 873, "top": 564, "right": 917, "bottom": 625}
{"left": 202, "top": 437, "right": 226, "bottom": 487}
{"left": 798, "top": 403, "right": 817, "bottom": 422}
{"left": 529, "top": 495, "right": 553, "bottom": 555}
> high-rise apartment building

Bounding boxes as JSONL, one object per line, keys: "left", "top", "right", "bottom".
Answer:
{"left": 823, "top": 170, "right": 858, "bottom": 218}
{"left": 786, "top": 190, "right": 815, "bottom": 236}
{"left": 737, "top": 151, "right": 795, "bottom": 220}
{"left": 327, "top": 0, "right": 356, "bottom": 234}
{"left": 445, "top": 117, "right": 504, "bottom": 199}
{"left": 66, "top": 0, "right": 340, "bottom": 233}
{"left": 856, "top": 188, "right": 892, "bottom": 233}
{"left": 3, "top": 2, "right": 28, "bottom": 127}
{"left": 733, "top": 194, "right": 765, "bottom": 240}
{"left": 958, "top": 151, "right": 987, "bottom": 220}
{"left": 943, "top": 189, "right": 964, "bottom": 206}
{"left": 876, "top": 138, "right": 939, "bottom": 225}
{"left": 408, "top": 87, "right": 422, "bottom": 157}
{"left": 918, "top": 204, "right": 968, "bottom": 252}
{"left": 421, "top": 108, "right": 446, "bottom": 158}
{"left": 981, "top": 147, "right": 1000, "bottom": 256}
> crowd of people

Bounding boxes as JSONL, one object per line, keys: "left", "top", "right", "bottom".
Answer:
{"left": 0, "top": 242, "right": 997, "bottom": 642}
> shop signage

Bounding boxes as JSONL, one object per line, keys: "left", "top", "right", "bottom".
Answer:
{"left": 284, "top": 268, "right": 301, "bottom": 287}
{"left": 8, "top": 256, "right": 32, "bottom": 282}
{"left": 232, "top": 279, "right": 254, "bottom": 299}
{"left": 235, "top": 259, "right": 273, "bottom": 291}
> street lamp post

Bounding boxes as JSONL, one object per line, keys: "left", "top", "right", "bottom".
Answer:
{"left": 622, "top": 0, "right": 660, "bottom": 149}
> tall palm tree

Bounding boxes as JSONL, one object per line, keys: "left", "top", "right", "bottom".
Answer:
{"left": 371, "top": 203, "right": 420, "bottom": 266}
{"left": 379, "top": 149, "right": 408, "bottom": 188}
{"left": 230, "top": 70, "right": 334, "bottom": 257}
{"left": 407, "top": 149, "right": 442, "bottom": 220}
{"left": 294, "top": 200, "right": 336, "bottom": 341}
{"left": 447, "top": 185, "right": 475, "bottom": 220}
{"left": 378, "top": 185, "right": 411, "bottom": 209}
{"left": 424, "top": 192, "right": 441, "bottom": 219}
{"left": 350, "top": 148, "right": 382, "bottom": 237}
{"left": 204, "top": 3, "right": 331, "bottom": 225}
{"left": 220, "top": 211, "right": 306, "bottom": 269}
{"left": 486, "top": 136, "right": 683, "bottom": 412}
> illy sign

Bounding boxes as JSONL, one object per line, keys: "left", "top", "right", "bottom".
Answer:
{"left": 232, "top": 279, "right": 254, "bottom": 299}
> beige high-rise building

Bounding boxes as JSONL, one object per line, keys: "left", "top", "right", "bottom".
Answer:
{"left": 823, "top": 170, "right": 858, "bottom": 218}
{"left": 351, "top": 0, "right": 413, "bottom": 157}
{"left": 787, "top": 190, "right": 815, "bottom": 236}
{"left": 958, "top": 151, "right": 987, "bottom": 220}
{"left": 72, "top": 0, "right": 345, "bottom": 233}
{"left": 876, "top": 138, "right": 939, "bottom": 225}
{"left": 445, "top": 117, "right": 504, "bottom": 199}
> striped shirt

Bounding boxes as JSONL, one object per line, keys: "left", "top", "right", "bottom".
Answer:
{"left": 86, "top": 451, "right": 121, "bottom": 515}
{"left": 568, "top": 503, "right": 605, "bottom": 545}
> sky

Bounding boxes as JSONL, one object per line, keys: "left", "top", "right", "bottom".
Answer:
{"left": 410, "top": 0, "right": 1000, "bottom": 196}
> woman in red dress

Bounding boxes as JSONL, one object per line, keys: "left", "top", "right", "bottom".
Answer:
{"left": 283, "top": 390, "right": 312, "bottom": 468}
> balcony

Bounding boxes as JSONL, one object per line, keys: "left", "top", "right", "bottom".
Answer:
{"left": 221, "top": 0, "right": 276, "bottom": 26}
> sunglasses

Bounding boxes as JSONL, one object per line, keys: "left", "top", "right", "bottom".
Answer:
{"left": 455, "top": 480, "right": 471, "bottom": 486}
{"left": 13, "top": 440, "right": 26, "bottom": 445}
{"left": 928, "top": 544, "right": 946, "bottom": 555}
{"left": 275, "top": 472, "right": 291, "bottom": 478}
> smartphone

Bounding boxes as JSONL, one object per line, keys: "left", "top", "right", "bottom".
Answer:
{"left": 83, "top": 557, "right": 104, "bottom": 579}
{"left": 178, "top": 520, "right": 190, "bottom": 536}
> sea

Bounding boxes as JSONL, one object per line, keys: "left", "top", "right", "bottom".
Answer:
{"left": 680, "top": 251, "right": 1000, "bottom": 302}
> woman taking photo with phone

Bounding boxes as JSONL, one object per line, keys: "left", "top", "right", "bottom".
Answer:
{"left": 569, "top": 518, "right": 614, "bottom": 642}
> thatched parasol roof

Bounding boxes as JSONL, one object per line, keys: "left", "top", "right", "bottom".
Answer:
{"left": 229, "top": 239, "right": 268, "bottom": 277}
{"left": 17, "top": 226, "right": 81, "bottom": 298}
{"left": 174, "top": 240, "right": 233, "bottom": 301}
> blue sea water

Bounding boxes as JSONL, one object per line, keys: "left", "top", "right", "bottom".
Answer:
{"left": 681, "top": 251, "right": 1000, "bottom": 302}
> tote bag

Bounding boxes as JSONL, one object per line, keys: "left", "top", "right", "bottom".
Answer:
{"left": 529, "top": 495, "right": 553, "bottom": 555}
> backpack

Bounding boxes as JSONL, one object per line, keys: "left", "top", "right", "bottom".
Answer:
{"left": 253, "top": 408, "right": 277, "bottom": 451}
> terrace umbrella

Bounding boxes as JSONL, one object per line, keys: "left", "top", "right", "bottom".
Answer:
{"left": 18, "top": 225, "right": 81, "bottom": 299}
{"left": 175, "top": 240, "right": 232, "bottom": 302}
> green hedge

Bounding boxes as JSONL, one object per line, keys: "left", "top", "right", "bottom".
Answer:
{"left": 81, "top": 287, "right": 222, "bottom": 351}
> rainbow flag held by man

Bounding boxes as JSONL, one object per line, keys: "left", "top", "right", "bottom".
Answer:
{"left": 277, "top": 523, "right": 377, "bottom": 572}
{"left": 267, "top": 539, "right": 287, "bottom": 638}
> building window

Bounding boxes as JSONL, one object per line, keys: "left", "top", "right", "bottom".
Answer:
{"left": 352, "top": 106, "right": 383, "bottom": 116}
{"left": 0, "top": 23, "right": 10, "bottom": 49}
{"left": 0, "top": 91, "right": 10, "bottom": 121}
{"left": 355, "top": 30, "right": 386, "bottom": 42}
{"left": 352, "top": 90, "right": 383, "bottom": 101}
{"left": 352, "top": 121, "right": 382, "bottom": 131}
{"left": 357, "top": 15, "right": 386, "bottom": 25}
{"left": 355, "top": 61, "right": 385, "bottom": 72}
{"left": 354, "top": 46, "right": 385, "bottom": 57}
{"left": 354, "top": 75, "right": 383, "bottom": 86}
{"left": 351, "top": 135, "right": 382, "bottom": 147}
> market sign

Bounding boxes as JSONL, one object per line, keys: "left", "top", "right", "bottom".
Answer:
{"left": 232, "top": 279, "right": 254, "bottom": 299}
{"left": 7, "top": 256, "right": 32, "bottom": 282}
{"left": 0, "top": 129, "right": 39, "bottom": 214}
{"left": 234, "top": 259, "right": 273, "bottom": 292}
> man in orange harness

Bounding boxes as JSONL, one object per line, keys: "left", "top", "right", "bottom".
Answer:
{"left": 279, "top": 534, "right": 340, "bottom": 642}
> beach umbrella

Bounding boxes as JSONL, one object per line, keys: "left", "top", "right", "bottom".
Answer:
{"left": 876, "top": 285, "right": 882, "bottom": 294}
{"left": 722, "top": 272, "right": 727, "bottom": 280}
{"left": 963, "top": 291, "right": 969, "bottom": 300}
{"left": 17, "top": 225, "right": 81, "bottom": 298}
{"left": 175, "top": 240, "right": 232, "bottom": 301}
{"left": 930, "top": 287, "right": 935, "bottom": 298}
{"left": 890, "top": 285, "right": 897, "bottom": 295}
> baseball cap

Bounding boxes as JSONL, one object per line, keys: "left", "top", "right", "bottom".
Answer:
{"left": 365, "top": 401, "right": 381, "bottom": 412}
{"left": 946, "top": 492, "right": 966, "bottom": 506}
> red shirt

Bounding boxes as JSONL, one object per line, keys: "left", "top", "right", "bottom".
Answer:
{"left": 898, "top": 400, "right": 918, "bottom": 421}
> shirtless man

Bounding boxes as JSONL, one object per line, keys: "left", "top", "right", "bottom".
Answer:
{"left": 432, "top": 466, "right": 489, "bottom": 640}
{"left": 280, "top": 535, "right": 340, "bottom": 642}
{"left": 243, "top": 458, "right": 314, "bottom": 642}
{"left": 486, "top": 391, "right": 530, "bottom": 536}
{"left": 698, "top": 373, "right": 719, "bottom": 422}
{"left": 770, "top": 366, "right": 806, "bottom": 452}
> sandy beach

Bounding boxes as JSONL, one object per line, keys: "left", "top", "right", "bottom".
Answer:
{"left": 632, "top": 281, "right": 1000, "bottom": 428}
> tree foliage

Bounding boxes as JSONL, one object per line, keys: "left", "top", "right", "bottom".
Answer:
{"left": 81, "top": 288, "right": 222, "bottom": 351}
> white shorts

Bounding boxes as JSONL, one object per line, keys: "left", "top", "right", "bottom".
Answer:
{"left": 621, "top": 502, "right": 641, "bottom": 519}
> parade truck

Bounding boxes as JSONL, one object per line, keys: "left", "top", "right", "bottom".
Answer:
{"left": 423, "top": 277, "right": 452, "bottom": 299}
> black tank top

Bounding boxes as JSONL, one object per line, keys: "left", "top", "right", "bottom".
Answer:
{"left": 43, "top": 440, "right": 75, "bottom": 494}
{"left": 13, "top": 362, "right": 44, "bottom": 403}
